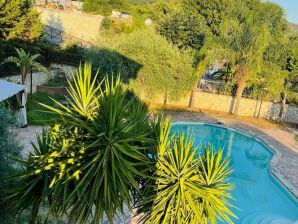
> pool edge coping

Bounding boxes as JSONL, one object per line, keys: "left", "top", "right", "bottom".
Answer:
{"left": 172, "top": 121, "right": 298, "bottom": 199}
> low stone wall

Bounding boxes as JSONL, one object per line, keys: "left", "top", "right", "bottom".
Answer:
{"left": 36, "top": 7, "right": 104, "bottom": 42}
{"left": 1, "top": 63, "right": 76, "bottom": 93}
{"left": 140, "top": 90, "right": 298, "bottom": 124}
{"left": 36, "top": 86, "right": 68, "bottom": 95}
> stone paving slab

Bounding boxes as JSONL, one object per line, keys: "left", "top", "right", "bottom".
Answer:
{"left": 14, "top": 125, "right": 43, "bottom": 157}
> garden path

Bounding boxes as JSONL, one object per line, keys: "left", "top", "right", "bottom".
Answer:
{"left": 15, "top": 125, "right": 43, "bottom": 158}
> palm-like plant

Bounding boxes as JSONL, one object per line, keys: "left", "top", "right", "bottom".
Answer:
{"left": 136, "top": 117, "right": 236, "bottom": 224}
{"left": 2, "top": 129, "right": 53, "bottom": 224}
{"left": 38, "top": 63, "right": 156, "bottom": 223}
{"left": 2, "top": 48, "right": 47, "bottom": 85}
{"left": 3, "top": 64, "right": 235, "bottom": 224}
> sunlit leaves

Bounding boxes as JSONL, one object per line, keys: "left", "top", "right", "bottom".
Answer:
{"left": 137, "top": 119, "right": 236, "bottom": 224}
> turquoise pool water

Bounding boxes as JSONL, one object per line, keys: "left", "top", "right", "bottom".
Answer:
{"left": 172, "top": 123, "right": 298, "bottom": 224}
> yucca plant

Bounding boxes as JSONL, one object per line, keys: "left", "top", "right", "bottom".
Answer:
{"left": 3, "top": 63, "right": 235, "bottom": 224}
{"left": 38, "top": 63, "right": 156, "bottom": 223}
{"left": 136, "top": 117, "right": 236, "bottom": 224}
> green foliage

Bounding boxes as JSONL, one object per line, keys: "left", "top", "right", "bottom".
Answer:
{"left": 3, "top": 129, "right": 53, "bottom": 224}
{"left": 3, "top": 64, "right": 235, "bottom": 224}
{"left": 183, "top": 0, "right": 231, "bottom": 36}
{"left": 136, "top": 118, "right": 235, "bottom": 224}
{"left": 27, "top": 93, "right": 66, "bottom": 126}
{"left": 263, "top": 37, "right": 298, "bottom": 104}
{"left": 158, "top": 12, "right": 207, "bottom": 51}
{"left": 2, "top": 48, "right": 47, "bottom": 84}
{"left": 0, "top": 104, "right": 22, "bottom": 178}
{"left": 295, "top": 135, "right": 298, "bottom": 143}
{"left": 83, "top": 0, "right": 129, "bottom": 14}
{"left": 45, "top": 76, "right": 68, "bottom": 87}
{"left": 0, "top": 0, "right": 43, "bottom": 41}
{"left": 86, "top": 30, "right": 195, "bottom": 100}
{"left": 101, "top": 17, "right": 113, "bottom": 30}
{"left": 0, "top": 104, "right": 22, "bottom": 224}
{"left": 34, "top": 64, "right": 155, "bottom": 223}
{"left": 134, "top": 0, "right": 182, "bottom": 22}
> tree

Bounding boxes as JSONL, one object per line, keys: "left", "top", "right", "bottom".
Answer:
{"left": 0, "top": 0, "right": 43, "bottom": 41}
{"left": 3, "top": 64, "right": 235, "bottom": 224}
{"left": 188, "top": 0, "right": 287, "bottom": 115}
{"left": 264, "top": 36, "right": 298, "bottom": 119}
{"left": 2, "top": 48, "right": 47, "bottom": 87}
{"left": 83, "top": 0, "right": 128, "bottom": 14}
{"left": 158, "top": 12, "right": 207, "bottom": 51}
{"left": 182, "top": 0, "right": 232, "bottom": 36}
{"left": 85, "top": 30, "right": 195, "bottom": 102}
{"left": 156, "top": 0, "right": 288, "bottom": 114}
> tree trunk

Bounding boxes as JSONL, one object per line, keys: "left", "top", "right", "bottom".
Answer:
{"left": 233, "top": 75, "right": 247, "bottom": 116}
{"left": 278, "top": 92, "right": 287, "bottom": 122}
{"left": 68, "top": 212, "right": 76, "bottom": 224}
{"left": 188, "top": 90, "right": 195, "bottom": 108}
{"left": 21, "top": 74, "right": 25, "bottom": 85}
{"left": 29, "top": 201, "right": 40, "bottom": 224}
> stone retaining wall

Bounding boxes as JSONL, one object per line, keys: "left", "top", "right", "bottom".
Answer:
{"left": 140, "top": 90, "right": 298, "bottom": 124}
{"left": 1, "top": 63, "right": 76, "bottom": 93}
{"left": 36, "top": 7, "right": 104, "bottom": 42}
{"left": 36, "top": 86, "right": 68, "bottom": 95}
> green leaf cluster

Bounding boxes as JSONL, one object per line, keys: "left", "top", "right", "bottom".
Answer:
{"left": 2, "top": 64, "right": 235, "bottom": 224}
{"left": 0, "top": 0, "right": 43, "bottom": 41}
{"left": 137, "top": 118, "right": 235, "bottom": 224}
{"left": 85, "top": 30, "right": 195, "bottom": 100}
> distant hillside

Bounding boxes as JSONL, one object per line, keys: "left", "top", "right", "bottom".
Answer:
{"left": 289, "top": 22, "right": 298, "bottom": 36}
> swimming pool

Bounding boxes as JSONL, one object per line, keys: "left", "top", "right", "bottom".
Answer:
{"left": 172, "top": 123, "right": 298, "bottom": 224}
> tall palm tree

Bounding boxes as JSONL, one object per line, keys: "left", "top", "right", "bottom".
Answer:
{"left": 195, "top": 1, "right": 287, "bottom": 116}
{"left": 2, "top": 48, "right": 47, "bottom": 86}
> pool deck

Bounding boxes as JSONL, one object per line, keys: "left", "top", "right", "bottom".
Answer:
{"left": 162, "top": 111, "right": 298, "bottom": 199}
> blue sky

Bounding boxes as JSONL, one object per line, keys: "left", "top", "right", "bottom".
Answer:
{"left": 270, "top": 0, "right": 298, "bottom": 24}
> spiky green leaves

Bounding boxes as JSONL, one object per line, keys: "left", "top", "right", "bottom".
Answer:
{"left": 38, "top": 65, "right": 155, "bottom": 223}
{"left": 3, "top": 64, "right": 235, "bottom": 224}
{"left": 137, "top": 122, "right": 236, "bottom": 224}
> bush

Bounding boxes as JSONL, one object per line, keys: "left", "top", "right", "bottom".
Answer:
{"left": 287, "top": 91, "right": 298, "bottom": 105}
{"left": 101, "top": 17, "right": 112, "bottom": 30}
{"left": 0, "top": 104, "right": 22, "bottom": 222}
{"left": 0, "top": 104, "right": 22, "bottom": 177}
{"left": 85, "top": 30, "right": 195, "bottom": 100}
{"left": 27, "top": 93, "right": 66, "bottom": 126}
{"left": 83, "top": 0, "right": 129, "bottom": 15}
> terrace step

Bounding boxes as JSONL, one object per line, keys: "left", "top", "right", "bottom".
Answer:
{"left": 241, "top": 213, "right": 297, "bottom": 224}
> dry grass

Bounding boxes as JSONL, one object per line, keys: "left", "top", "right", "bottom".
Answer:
{"left": 148, "top": 102, "right": 282, "bottom": 129}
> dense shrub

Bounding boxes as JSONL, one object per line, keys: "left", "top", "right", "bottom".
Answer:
{"left": 157, "top": 12, "right": 207, "bottom": 51}
{"left": 84, "top": 30, "right": 195, "bottom": 100}
{"left": 0, "top": 0, "right": 43, "bottom": 41}
{"left": 83, "top": 0, "right": 129, "bottom": 15}
{"left": 0, "top": 104, "right": 22, "bottom": 178}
